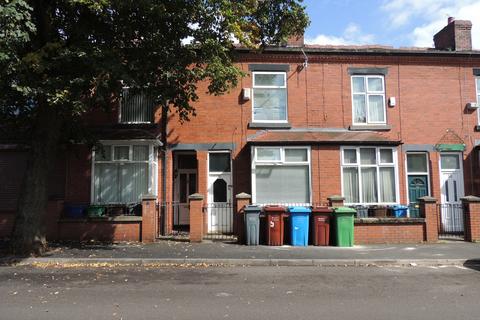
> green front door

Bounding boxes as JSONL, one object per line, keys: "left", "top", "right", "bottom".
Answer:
{"left": 408, "top": 175, "right": 428, "bottom": 217}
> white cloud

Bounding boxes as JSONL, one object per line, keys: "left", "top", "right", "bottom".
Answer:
{"left": 305, "top": 23, "right": 375, "bottom": 45}
{"left": 381, "top": 0, "right": 480, "bottom": 48}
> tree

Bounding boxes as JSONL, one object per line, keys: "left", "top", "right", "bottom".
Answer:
{"left": 0, "top": 0, "right": 309, "bottom": 255}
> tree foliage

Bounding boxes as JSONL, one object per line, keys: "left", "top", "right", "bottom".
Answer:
{"left": 0, "top": 0, "right": 309, "bottom": 254}
{"left": 1, "top": 0, "right": 309, "bottom": 130}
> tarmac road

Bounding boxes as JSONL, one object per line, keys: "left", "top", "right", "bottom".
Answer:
{"left": 1, "top": 265, "right": 479, "bottom": 320}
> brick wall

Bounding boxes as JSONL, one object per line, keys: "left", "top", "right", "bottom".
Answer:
{"left": 57, "top": 221, "right": 141, "bottom": 242}
{"left": 354, "top": 222, "right": 425, "bottom": 244}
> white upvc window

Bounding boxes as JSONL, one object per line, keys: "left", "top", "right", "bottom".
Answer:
{"left": 476, "top": 78, "right": 480, "bottom": 124}
{"left": 341, "top": 146, "right": 398, "bottom": 205}
{"left": 252, "top": 72, "right": 287, "bottom": 122}
{"left": 351, "top": 75, "right": 386, "bottom": 124}
{"left": 119, "top": 88, "right": 156, "bottom": 124}
{"left": 251, "top": 146, "right": 310, "bottom": 204}
{"left": 477, "top": 77, "right": 480, "bottom": 103}
{"left": 92, "top": 141, "right": 158, "bottom": 204}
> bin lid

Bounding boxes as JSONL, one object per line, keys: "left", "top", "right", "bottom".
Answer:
{"left": 311, "top": 206, "right": 333, "bottom": 213}
{"left": 288, "top": 206, "right": 311, "bottom": 213}
{"left": 263, "top": 205, "right": 286, "bottom": 213}
{"left": 390, "top": 205, "right": 408, "bottom": 209}
{"left": 334, "top": 206, "right": 356, "bottom": 214}
{"left": 244, "top": 205, "right": 261, "bottom": 213}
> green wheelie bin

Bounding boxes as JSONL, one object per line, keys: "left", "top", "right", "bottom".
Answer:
{"left": 333, "top": 207, "right": 356, "bottom": 247}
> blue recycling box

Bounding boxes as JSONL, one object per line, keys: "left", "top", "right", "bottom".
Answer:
{"left": 288, "top": 206, "right": 311, "bottom": 246}
{"left": 391, "top": 205, "right": 409, "bottom": 218}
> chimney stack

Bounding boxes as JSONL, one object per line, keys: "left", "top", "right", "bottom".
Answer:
{"left": 434, "top": 17, "right": 472, "bottom": 51}
{"left": 285, "top": 34, "right": 304, "bottom": 47}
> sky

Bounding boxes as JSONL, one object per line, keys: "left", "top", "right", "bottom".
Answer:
{"left": 303, "top": 0, "right": 480, "bottom": 49}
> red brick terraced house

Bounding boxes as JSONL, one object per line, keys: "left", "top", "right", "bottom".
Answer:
{"left": 2, "top": 18, "right": 480, "bottom": 244}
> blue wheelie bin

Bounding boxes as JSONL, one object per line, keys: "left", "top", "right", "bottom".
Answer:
{"left": 288, "top": 206, "right": 311, "bottom": 246}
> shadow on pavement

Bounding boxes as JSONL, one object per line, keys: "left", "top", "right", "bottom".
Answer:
{"left": 463, "top": 259, "right": 480, "bottom": 272}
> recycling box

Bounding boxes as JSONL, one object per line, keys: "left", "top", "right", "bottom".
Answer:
{"left": 391, "top": 205, "right": 409, "bottom": 218}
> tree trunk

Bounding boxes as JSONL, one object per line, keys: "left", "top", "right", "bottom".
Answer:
{"left": 11, "top": 105, "right": 62, "bottom": 256}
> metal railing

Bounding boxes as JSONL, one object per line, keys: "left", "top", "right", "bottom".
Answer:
{"left": 203, "top": 203, "right": 236, "bottom": 240}
{"left": 437, "top": 203, "right": 464, "bottom": 239}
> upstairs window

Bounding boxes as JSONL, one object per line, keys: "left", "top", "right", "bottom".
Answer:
{"left": 351, "top": 75, "right": 386, "bottom": 124}
{"left": 252, "top": 72, "right": 287, "bottom": 122}
{"left": 477, "top": 77, "right": 480, "bottom": 104}
{"left": 120, "top": 88, "right": 156, "bottom": 124}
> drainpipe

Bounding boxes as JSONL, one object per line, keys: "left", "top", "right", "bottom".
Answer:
{"left": 160, "top": 102, "right": 169, "bottom": 235}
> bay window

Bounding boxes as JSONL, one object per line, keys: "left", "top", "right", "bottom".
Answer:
{"left": 252, "top": 146, "right": 310, "bottom": 204}
{"left": 92, "top": 141, "right": 157, "bottom": 204}
{"left": 342, "top": 147, "right": 398, "bottom": 204}
{"left": 252, "top": 72, "right": 287, "bottom": 122}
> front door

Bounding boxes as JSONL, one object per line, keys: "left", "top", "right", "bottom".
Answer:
{"left": 207, "top": 152, "right": 233, "bottom": 234}
{"left": 173, "top": 153, "right": 198, "bottom": 227}
{"left": 439, "top": 153, "right": 464, "bottom": 233}
{"left": 408, "top": 175, "right": 428, "bottom": 217}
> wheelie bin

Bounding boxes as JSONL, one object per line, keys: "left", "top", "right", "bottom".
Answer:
{"left": 333, "top": 207, "right": 356, "bottom": 247}
{"left": 288, "top": 207, "right": 310, "bottom": 246}
{"left": 264, "top": 206, "right": 286, "bottom": 246}
{"left": 311, "top": 207, "right": 333, "bottom": 246}
{"left": 244, "top": 205, "right": 261, "bottom": 246}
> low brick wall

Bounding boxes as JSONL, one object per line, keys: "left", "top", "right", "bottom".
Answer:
{"left": 354, "top": 218, "right": 426, "bottom": 244}
{"left": 57, "top": 217, "right": 142, "bottom": 242}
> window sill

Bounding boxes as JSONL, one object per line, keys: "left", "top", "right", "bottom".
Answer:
{"left": 248, "top": 122, "right": 292, "bottom": 129}
{"left": 115, "top": 123, "right": 157, "bottom": 129}
{"left": 349, "top": 124, "right": 391, "bottom": 131}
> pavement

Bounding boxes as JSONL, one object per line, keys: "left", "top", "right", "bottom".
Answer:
{"left": 2, "top": 240, "right": 480, "bottom": 267}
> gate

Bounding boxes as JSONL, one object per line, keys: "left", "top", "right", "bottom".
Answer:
{"left": 157, "top": 202, "right": 183, "bottom": 238}
{"left": 437, "top": 203, "right": 464, "bottom": 239}
{"left": 203, "top": 202, "right": 236, "bottom": 241}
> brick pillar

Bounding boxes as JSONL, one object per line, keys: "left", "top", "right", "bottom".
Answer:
{"left": 328, "top": 195, "right": 345, "bottom": 208}
{"left": 141, "top": 194, "right": 157, "bottom": 243}
{"left": 45, "top": 199, "right": 65, "bottom": 241}
{"left": 235, "top": 193, "right": 252, "bottom": 244}
{"left": 419, "top": 196, "right": 438, "bottom": 243}
{"left": 189, "top": 193, "right": 204, "bottom": 242}
{"left": 461, "top": 196, "right": 480, "bottom": 242}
